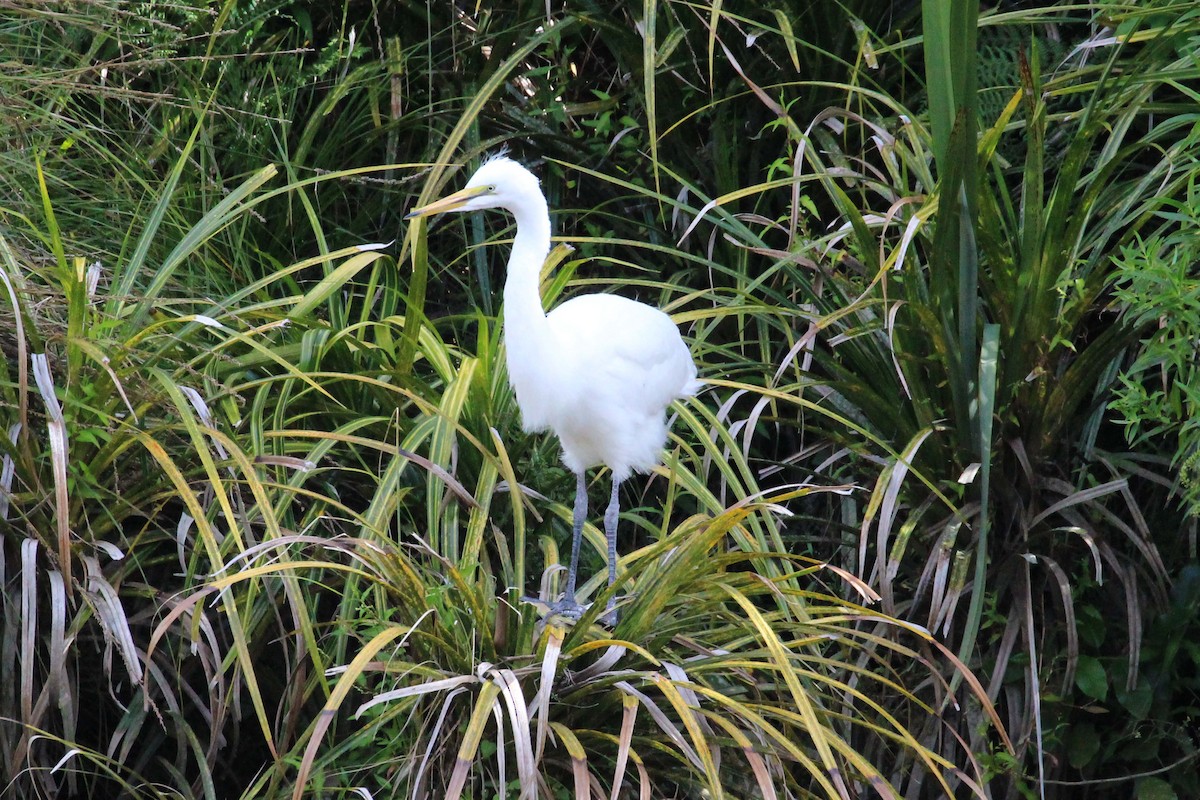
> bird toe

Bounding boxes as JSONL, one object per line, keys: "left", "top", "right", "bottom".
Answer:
{"left": 547, "top": 597, "right": 587, "bottom": 620}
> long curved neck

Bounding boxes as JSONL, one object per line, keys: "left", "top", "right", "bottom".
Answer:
{"left": 502, "top": 198, "right": 552, "bottom": 346}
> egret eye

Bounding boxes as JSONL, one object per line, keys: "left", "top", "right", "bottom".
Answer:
{"left": 487, "top": 184, "right": 497, "bottom": 192}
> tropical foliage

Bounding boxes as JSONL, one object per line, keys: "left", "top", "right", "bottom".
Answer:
{"left": 2, "top": 1, "right": 1198, "bottom": 798}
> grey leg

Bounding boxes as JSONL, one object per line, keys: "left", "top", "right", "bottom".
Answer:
{"left": 562, "top": 470, "right": 588, "bottom": 603}
{"left": 602, "top": 477, "right": 621, "bottom": 624}
{"left": 545, "top": 471, "right": 588, "bottom": 619}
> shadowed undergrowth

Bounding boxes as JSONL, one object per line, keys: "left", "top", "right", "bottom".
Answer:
{"left": 4, "top": 1, "right": 1198, "bottom": 797}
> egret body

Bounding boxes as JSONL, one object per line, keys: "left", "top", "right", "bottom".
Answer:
{"left": 406, "top": 156, "right": 698, "bottom": 620}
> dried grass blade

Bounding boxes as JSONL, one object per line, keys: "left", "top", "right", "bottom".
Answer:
{"left": 570, "top": 643, "right": 652, "bottom": 681}
{"left": 926, "top": 536, "right": 953, "bottom": 630}
{"left": 484, "top": 667, "right": 536, "bottom": 797}
{"left": 412, "top": 686, "right": 469, "bottom": 800}
{"left": 178, "top": 386, "right": 229, "bottom": 459}
{"left": 47, "top": 569, "right": 70, "bottom": 722}
{"left": 1028, "top": 479, "right": 1126, "bottom": 527}
{"left": 445, "top": 681, "right": 503, "bottom": 800}
{"left": 1066, "top": 526, "right": 1103, "bottom": 585}
{"left": 613, "top": 681, "right": 702, "bottom": 771}
{"left": 0, "top": 243, "right": 30, "bottom": 431}
{"left": 632, "top": 754, "right": 652, "bottom": 800}
{"left": 356, "top": 674, "right": 477, "bottom": 717}
{"left": 820, "top": 562, "right": 881, "bottom": 604}
{"left": 861, "top": 428, "right": 935, "bottom": 611}
{"left": 661, "top": 662, "right": 716, "bottom": 746}
{"left": 144, "top": 585, "right": 219, "bottom": 678}
{"left": 1, "top": 423, "right": 19, "bottom": 520}
{"left": 491, "top": 700, "right": 507, "bottom": 800}
{"left": 1019, "top": 556, "right": 1047, "bottom": 800}
{"left": 31, "top": 354, "right": 72, "bottom": 594}
{"left": 531, "top": 624, "right": 564, "bottom": 762}
{"left": 609, "top": 693, "right": 639, "bottom": 800}
{"left": 1039, "top": 555, "right": 1079, "bottom": 694}
{"left": 20, "top": 538, "right": 38, "bottom": 728}
{"left": 548, "top": 722, "right": 590, "bottom": 800}
{"left": 1102, "top": 550, "right": 1143, "bottom": 691}
{"left": 82, "top": 556, "right": 144, "bottom": 687}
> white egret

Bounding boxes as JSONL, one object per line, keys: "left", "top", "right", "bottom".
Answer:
{"left": 406, "top": 156, "right": 698, "bottom": 621}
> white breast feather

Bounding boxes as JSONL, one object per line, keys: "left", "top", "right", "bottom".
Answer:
{"left": 512, "top": 293, "right": 697, "bottom": 477}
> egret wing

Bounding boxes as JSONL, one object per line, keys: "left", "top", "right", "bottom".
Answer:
{"left": 547, "top": 293, "right": 696, "bottom": 412}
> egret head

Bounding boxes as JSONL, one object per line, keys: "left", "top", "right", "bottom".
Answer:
{"left": 405, "top": 156, "right": 542, "bottom": 219}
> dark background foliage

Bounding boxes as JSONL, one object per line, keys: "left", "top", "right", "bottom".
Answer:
{"left": 2, "top": 1, "right": 1198, "bottom": 798}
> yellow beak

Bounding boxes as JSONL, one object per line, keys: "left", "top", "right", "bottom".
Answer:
{"left": 404, "top": 184, "right": 491, "bottom": 219}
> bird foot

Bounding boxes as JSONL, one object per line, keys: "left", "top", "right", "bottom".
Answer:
{"left": 518, "top": 594, "right": 587, "bottom": 620}
{"left": 521, "top": 594, "right": 621, "bottom": 626}
{"left": 567, "top": 595, "right": 622, "bottom": 626}
{"left": 599, "top": 598, "right": 618, "bottom": 627}
{"left": 547, "top": 596, "right": 587, "bottom": 620}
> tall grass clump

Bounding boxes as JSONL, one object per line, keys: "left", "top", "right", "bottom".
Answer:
{"left": 662, "top": 1, "right": 1200, "bottom": 794}
{"left": 0, "top": 144, "right": 293, "bottom": 794}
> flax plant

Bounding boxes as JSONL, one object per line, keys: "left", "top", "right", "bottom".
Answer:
{"left": 0, "top": 145, "right": 290, "bottom": 795}
{"left": 669, "top": 3, "right": 1200, "bottom": 794}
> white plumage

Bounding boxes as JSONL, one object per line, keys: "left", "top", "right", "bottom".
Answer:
{"left": 521, "top": 292, "right": 697, "bottom": 477}
{"left": 406, "top": 156, "right": 698, "bottom": 621}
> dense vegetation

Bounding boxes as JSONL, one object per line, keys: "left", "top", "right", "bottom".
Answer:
{"left": 2, "top": 1, "right": 1198, "bottom": 798}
